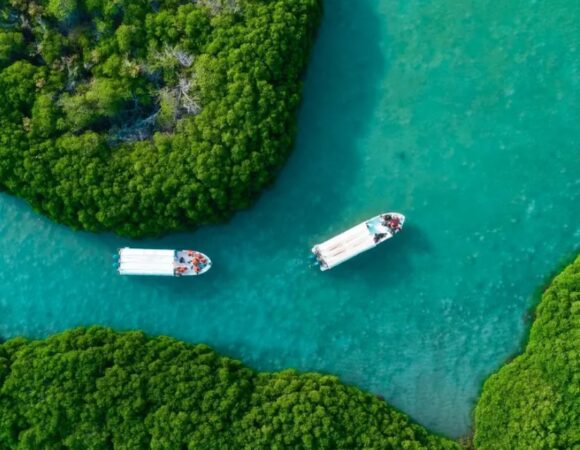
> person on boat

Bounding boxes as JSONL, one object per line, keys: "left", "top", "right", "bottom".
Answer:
{"left": 374, "top": 233, "right": 387, "bottom": 243}
{"left": 388, "top": 216, "right": 401, "bottom": 231}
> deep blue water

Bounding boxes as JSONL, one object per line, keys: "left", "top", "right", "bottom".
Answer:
{"left": 1, "top": 0, "right": 579, "bottom": 437}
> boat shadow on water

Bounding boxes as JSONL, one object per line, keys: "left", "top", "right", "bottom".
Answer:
{"left": 324, "top": 224, "right": 433, "bottom": 288}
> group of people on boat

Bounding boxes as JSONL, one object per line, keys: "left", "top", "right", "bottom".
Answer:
{"left": 372, "top": 214, "right": 402, "bottom": 243}
{"left": 175, "top": 250, "right": 209, "bottom": 276}
{"left": 383, "top": 214, "right": 402, "bottom": 232}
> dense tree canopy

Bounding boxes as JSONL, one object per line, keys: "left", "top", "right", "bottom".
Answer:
{"left": 474, "top": 256, "right": 580, "bottom": 449}
{"left": 0, "top": 0, "right": 321, "bottom": 236}
{"left": 0, "top": 327, "right": 458, "bottom": 449}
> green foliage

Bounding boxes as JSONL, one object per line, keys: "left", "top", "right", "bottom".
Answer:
{"left": 47, "top": 0, "right": 78, "bottom": 22}
{"left": 0, "top": 31, "right": 25, "bottom": 66}
{"left": 474, "top": 256, "right": 580, "bottom": 449}
{"left": 0, "top": 0, "right": 322, "bottom": 237}
{"left": 61, "top": 78, "right": 133, "bottom": 131}
{"left": 0, "top": 327, "right": 458, "bottom": 449}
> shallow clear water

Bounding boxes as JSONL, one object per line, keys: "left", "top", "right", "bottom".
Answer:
{"left": 1, "top": 0, "right": 579, "bottom": 437}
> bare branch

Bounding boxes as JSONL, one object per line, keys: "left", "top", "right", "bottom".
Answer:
{"left": 110, "top": 111, "right": 160, "bottom": 143}
{"left": 177, "top": 77, "right": 202, "bottom": 115}
{"left": 166, "top": 47, "right": 194, "bottom": 68}
{"left": 196, "top": 0, "right": 242, "bottom": 16}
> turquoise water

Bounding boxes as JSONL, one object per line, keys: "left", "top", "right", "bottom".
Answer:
{"left": 1, "top": 0, "right": 579, "bottom": 437}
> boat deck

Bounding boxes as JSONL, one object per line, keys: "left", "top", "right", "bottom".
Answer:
{"left": 174, "top": 250, "right": 211, "bottom": 276}
{"left": 313, "top": 223, "right": 376, "bottom": 270}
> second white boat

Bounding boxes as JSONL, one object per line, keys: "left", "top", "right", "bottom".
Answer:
{"left": 312, "top": 213, "right": 405, "bottom": 271}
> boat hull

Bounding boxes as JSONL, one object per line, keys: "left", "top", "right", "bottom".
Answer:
{"left": 312, "top": 213, "right": 405, "bottom": 271}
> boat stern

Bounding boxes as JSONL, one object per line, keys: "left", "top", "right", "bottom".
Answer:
{"left": 311, "top": 245, "right": 329, "bottom": 271}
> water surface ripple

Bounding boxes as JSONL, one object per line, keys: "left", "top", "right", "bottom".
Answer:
{"left": 1, "top": 0, "right": 579, "bottom": 436}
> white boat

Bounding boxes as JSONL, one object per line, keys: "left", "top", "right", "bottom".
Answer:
{"left": 115, "top": 248, "right": 212, "bottom": 276}
{"left": 312, "top": 213, "right": 405, "bottom": 271}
